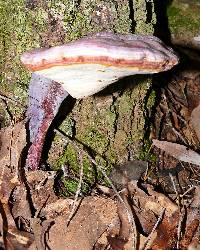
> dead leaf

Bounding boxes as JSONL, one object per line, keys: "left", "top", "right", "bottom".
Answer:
{"left": 153, "top": 139, "right": 200, "bottom": 165}
{"left": 191, "top": 103, "right": 200, "bottom": 142}
{"left": 127, "top": 181, "right": 179, "bottom": 249}
{"left": 0, "top": 121, "right": 26, "bottom": 170}
{"left": 46, "top": 196, "right": 119, "bottom": 250}
{"left": 0, "top": 121, "right": 35, "bottom": 249}
{"left": 145, "top": 186, "right": 178, "bottom": 217}
{"left": 25, "top": 170, "right": 58, "bottom": 211}
{"left": 110, "top": 160, "right": 147, "bottom": 189}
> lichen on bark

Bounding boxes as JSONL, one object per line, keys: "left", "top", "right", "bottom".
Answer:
{"left": 133, "top": 0, "right": 156, "bottom": 35}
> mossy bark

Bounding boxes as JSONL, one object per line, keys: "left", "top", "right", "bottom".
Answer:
{"left": 1, "top": 0, "right": 157, "bottom": 192}
{"left": 167, "top": 0, "right": 200, "bottom": 42}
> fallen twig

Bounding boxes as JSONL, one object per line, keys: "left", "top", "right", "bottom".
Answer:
{"left": 66, "top": 150, "right": 84, "bottom": 227}
{"left": 140, "top": 208, "right": 165, "bottom": 250}
{"left": 0, "top": 93, "right": 26, "bottom": 108}
{"left": 169, "top": 173, "right": 186, "bottom": 249}
{"left": 169, "top": 173, "right": 179, "bottom": 198}
{"left": 180, "top": 186, "right": 195, "bottom": 198}
{"left": 54, "top": 128, "right": 138, "bottom": 249}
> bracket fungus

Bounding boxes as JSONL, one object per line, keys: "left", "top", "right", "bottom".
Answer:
{"left": 21, "top": 32, "right": 179, "bottom": 170}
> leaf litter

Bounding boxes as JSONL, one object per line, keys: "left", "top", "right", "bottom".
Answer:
{"left": 0, "top": 47, "right": 200, "bottom": 250}
{"left": 0, "top": 119, "right": 199, "bottom": 249}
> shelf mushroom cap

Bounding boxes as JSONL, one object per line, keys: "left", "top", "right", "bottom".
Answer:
{"left": 21, "top": 32, "right": 179, "bottom": 98}
{"left": 21, "top": 32, "right": 179, "bottom": 170}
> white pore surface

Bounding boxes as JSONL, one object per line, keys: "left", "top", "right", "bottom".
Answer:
{"left": 35, "top": 64, "right": 153, "bottom": 98}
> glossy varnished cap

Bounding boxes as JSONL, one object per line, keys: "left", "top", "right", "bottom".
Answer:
{"left": 21, "top": 32, "right": 179, "bottom": 98}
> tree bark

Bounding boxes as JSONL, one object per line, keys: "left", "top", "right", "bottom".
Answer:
{"left": 47, "top": 0, "right": 157, "bottom": 179}
{"left": 1, "top": 0, "right": 158, "bottom": 187}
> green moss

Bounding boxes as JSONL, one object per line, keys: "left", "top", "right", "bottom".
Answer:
{"left": 59, "top": 117, "right": 75, "bottom": 137}
{"left": 82, "top": 155, "right": 96, "bottom": 182}
{"left": 126, "top": 136, "right": 134, "bottom": 146}
{"left": 48, "top": 0, "right": 100, "bottom": 42}
{"left": 64, "top": 144, "right": 78, "bottom": 171}
{"left": 0, "top": 0, "right": 49, "bottom": 122}
{"left": 62, "top": 179, "right": 78, "bottom": 195}
{"left": 61, "top": 177, "right": 90, "bottom": 196}
{"left": 146, "top": 89, "right": 156, "bottom": 117}
{"left": 105, "top": 148, "right": 117, "bottom": 165}
{"left": 55, "top": 143, "right": 97, "bottom": 182}
{"left": 54, "top": 141, "right": 112, "bottom": 195}
{"left": 47, "top": 0, "right": 132, "bottom": 40}
{"left": 94, "top": 155, "right": 112, "bottom": 185}
{"left": 147, "top": 90, "right": 156, "bottom": 106}
{"left": 168, "top": 3, "right": 200, "bottom": 35}
{"left": 117, "top": 90, "right": 133, "bottom": 115}
{"left": 82, "top": 127, "right": 109, "bottom": 155}
{"left": 124, "top": 0, "right": 156, "bottom": 157}
{"left": 138, "top": 139, "right": 156, "bottom": 162}
{"left": 105, "top": 107, "right": 117, "bottom": 131}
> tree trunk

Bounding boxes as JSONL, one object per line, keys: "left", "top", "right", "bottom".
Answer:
{"left": 48, "top": 0, "right": 157, "bottom": 186}
{"left": 1, "top": 0, "right": 158, "bottom": 190}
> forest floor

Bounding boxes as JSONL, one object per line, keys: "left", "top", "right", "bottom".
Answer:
{"left": 0, "top": 41, "right": 200, "bottom": 250}
{"left": 0, "top": 0, "right": 200, "bottom": 249}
